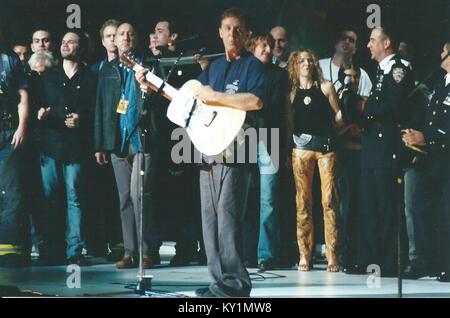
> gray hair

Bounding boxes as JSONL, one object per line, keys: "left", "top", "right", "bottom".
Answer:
{"left": 28, "top": 51, "right": 58, "bottom": 71}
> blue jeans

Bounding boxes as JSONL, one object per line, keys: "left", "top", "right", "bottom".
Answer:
{"left": 257, "top": 141, "right": 280, "bottom": 262}
{"left": 40, "top": 155, "right": 84, "bottom": 259}
{"left": 0, "top": 131, "right": 27, "bottom": 248}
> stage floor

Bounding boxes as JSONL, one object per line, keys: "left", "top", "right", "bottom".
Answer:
{"left": 1, "top": 243, "right": 450, "bottom": 298}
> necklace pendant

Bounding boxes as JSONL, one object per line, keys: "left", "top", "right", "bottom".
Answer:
{"left": 304, "top": 96, "right": 312, "bottom": 105}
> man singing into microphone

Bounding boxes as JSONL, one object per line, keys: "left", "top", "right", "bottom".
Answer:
{"left": 140, "top": 18, "right": 204, "bottom": 266}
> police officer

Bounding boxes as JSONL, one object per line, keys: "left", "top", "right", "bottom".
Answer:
{"left": 0, "top": 26, "right": 30, "bottom": 267}
{"left": 402, "top": 40, "right": 450, "bottom": 282}
{"left": 355, "top": 26, "right": 415, "bottom": 276}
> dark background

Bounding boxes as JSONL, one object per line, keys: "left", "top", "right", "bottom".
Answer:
{"left": 1, "top": 0, "right": 449, "bottom": 81}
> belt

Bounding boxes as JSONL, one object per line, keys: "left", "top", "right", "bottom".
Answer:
{"left": 293, "top": 134, "right": 334, "bottom": 153}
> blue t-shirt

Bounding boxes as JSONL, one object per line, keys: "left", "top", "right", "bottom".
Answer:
{"left": 197, "top": 52, "right": 266, "bottom": 162}
{"left": 198, "top": 53, "right": 265, "bottom": 101}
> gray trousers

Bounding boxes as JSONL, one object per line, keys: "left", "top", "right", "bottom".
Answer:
{"left": 200, "top": 163, "right": 252, "bottom": 296}
{"left": 111, "top": 152, "right": 153, "bottom": 257}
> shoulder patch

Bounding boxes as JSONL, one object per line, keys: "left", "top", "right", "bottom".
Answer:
{"left": 392, "top": 67, "right": 406, "bottom": 83}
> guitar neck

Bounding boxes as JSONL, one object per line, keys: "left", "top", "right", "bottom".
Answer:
{"left": 132, "top": 64, "right": 181, "bottom": 101}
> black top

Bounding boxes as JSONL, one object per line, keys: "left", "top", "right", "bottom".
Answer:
{"left": 259, "top": 63, "right": 289, "bottom": 158}
{"left": 39, "top": 64, "right": 97, "bottom": 162}
{"left": 0, "top": 48, "right": 28, "bottom": 126}
{"left": 292, "top": 84, "right": 334, "bottom": 137}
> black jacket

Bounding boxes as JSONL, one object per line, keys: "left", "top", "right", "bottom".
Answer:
{"left": 361, "top": 55, "right": 415, "bottom": 169}
{"left": 260, "top": 63, "right": 288, "bottom": 156}
{"left": 419, "top": 78, "right": 450, "bottom": 175}
{"left": 94, "top": 59, "right": 146, "bottom": 153}
{"left": 39, "top": 64, "right": 97, "bottom": 162}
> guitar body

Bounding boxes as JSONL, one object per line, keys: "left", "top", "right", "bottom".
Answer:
{"left": 167, "top": 80, "right": 246, "bottom": 156}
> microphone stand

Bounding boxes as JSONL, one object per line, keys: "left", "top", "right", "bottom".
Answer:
{"left": 125, "top": 51, "right": 185, "bottom": 296}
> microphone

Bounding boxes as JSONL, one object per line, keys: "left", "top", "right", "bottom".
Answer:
{"left": 155, "top": 34, "right": 200, "bottom": 51}
{"left": 343, "top": 74, "right": 352, "bottom": 88}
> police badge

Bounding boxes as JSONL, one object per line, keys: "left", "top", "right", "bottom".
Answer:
{"left": 392, "top": 67, "right": 406, "bottom": 83}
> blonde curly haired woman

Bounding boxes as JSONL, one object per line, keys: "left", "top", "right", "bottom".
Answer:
{"left": 286, "top": 49, "right": 343, "bottom": 272}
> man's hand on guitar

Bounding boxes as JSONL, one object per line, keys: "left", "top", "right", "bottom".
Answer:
{"left": 402, "top": 128, "right": 426, "bottom": 146}
{"left": 135, "top": 68, "right": 150, "bottom": 93}
{"left": 135, "top": 68, "right": 159, "bottom": 94}
{"left": 194, "top": 85, "right": 217, "bottom": 104}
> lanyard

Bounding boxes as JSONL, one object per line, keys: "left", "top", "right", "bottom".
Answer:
{"left": 329, "top": 60, "right": 339, "bottom": 87}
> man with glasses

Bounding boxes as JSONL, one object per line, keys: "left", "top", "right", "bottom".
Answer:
{"left": 320, "top": 30, "right": 372, "bottom": 97}
{"left": 319, "top": 29, "right": 372, "bottom": 270}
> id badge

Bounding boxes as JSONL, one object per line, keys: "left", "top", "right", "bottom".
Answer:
{"left": 116, "top": 99, "right": 129, "bottom": 114}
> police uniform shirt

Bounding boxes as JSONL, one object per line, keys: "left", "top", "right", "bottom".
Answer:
{"left": 319, "top": 57, "right": 373, "bottom": 97}
{"left": 421, "top": 73, "right": 450, "bottom": 171}
{"left": 361, "top": 53, "right": 414, "bottom": 169}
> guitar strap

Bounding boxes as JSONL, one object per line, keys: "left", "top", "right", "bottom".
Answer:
{"left": 223, "top": 61, "right": 232, "bottom": 85}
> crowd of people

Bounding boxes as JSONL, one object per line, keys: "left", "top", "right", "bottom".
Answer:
{"left": 0, "top": 6, "right": 449, "bottom": 298}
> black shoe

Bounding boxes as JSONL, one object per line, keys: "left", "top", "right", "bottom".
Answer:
{"left": 197, "top": 252, "right": 207, "bottom": 265}
{"left": 438, "top": 272, "right": 450, "bottom": 282}
{"left": 209, "top": 283, "right": 250, "bottom": 298}
{"left": 258, "top": 259, "right": 275, "bottom": 273}
{"left": 151, "top": 253, "right": 161, "bottom": 266}
{"left": 37, "top": 255, "right": 67, "bottom": 266}
{"left": 380, "top": 270, "right": 398, "bottom": 278}
{"left": 68, "top": 255, "right": 89, "bottom": 266}
{"left": 0, "top": 254, "right": 28, "bottom": 268}
{"left": 344, "top": 264, "right": 366, "bottom": 275}
{"left": 403, "top": 265, "right": 429, "bottom": 279}
{"left": 244, "top": 260, "right": 258, "bottom": 268}
{"left": 170, "top": 254, "right": 191, "bottom": 267}
{"left": 195, "top": 287, "right": 217, "bottom": 298}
